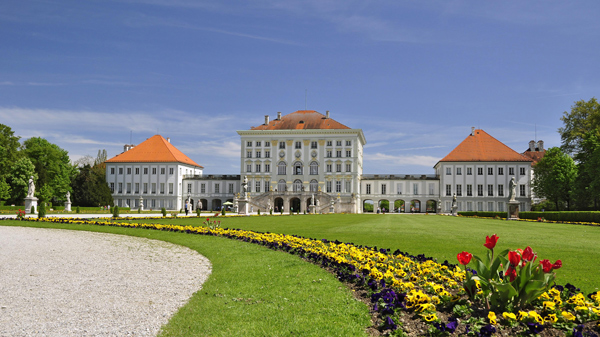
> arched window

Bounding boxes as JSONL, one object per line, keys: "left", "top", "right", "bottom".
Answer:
{"left": 310, "top": 179, "right": 318, "bottom": 192}
{"left": 278, "top": 179, "right": 287, "bottom": 192}
{"left": 310, "top": 161, "right": 318, "bottom": 175}
{"left": 293, "top": 179, "right": 303, "bottom": 192}
{"left": 293, "top": 161, "right": 303, "bottom": 175}
{"left": 278, "top": 161, "right": 286, "bottom": 175}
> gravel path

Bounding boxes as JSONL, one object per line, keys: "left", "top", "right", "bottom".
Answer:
{"left": 0, "top": 226, "right": 212, "bottom": 337}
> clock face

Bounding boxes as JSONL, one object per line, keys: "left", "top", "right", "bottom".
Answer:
{"left": 279, "top": 151, "right": 285, "bottom": 158}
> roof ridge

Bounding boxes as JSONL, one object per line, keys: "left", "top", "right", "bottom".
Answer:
{"left": 105, "top": 135, "right": 203, "bottom": 168}
{"left": 439, "top": 129, "right": 532, "bottom": 163}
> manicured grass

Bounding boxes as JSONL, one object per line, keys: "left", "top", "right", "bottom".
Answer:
{"left": 126, "top": 214, "right": 600, "bottom": 295}
{"left": 0, "top": 220, "right": 370, "bottom": 336}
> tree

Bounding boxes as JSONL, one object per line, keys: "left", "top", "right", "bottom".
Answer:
{"left": 532, "top": 147, "right": 577, "bottom": 210}
{"left": 573, "top": 132, "right": 600, "bottom": 210}
{"left": 21, "top": 137, "right": 75, "bottom": 203}
{"left": 6, "top": 157, "right": 37, "bottom": 204}
{"left": 71, "top": 164, "right": 113, "bottom": 207}
{"left": 559, "top": 97, "right": 600, "bottom": 155}
{"left": 0, "top": 124, "right": 21, "bottom": 201}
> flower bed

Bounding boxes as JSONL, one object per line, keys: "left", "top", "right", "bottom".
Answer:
{"left": 12, "top": 217, "right": 600, "bottom": 336}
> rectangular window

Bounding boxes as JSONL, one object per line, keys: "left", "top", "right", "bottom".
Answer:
{"left": 135, "top": 168, "right": 139, "bottom": 175}
{"left": 256, "top": 151, "right": 261, "bottom": 158}
{"left": 264, "top": 181, "right": 269, "bottom": 192}
{"left": 326, "top": 150, "right": 332, "bottom": 158}
{"left": 488, "top": 167, "right": 493, "bottom": 175}
{"left": 265, "top": 164, "right": 271, "bottom": 172}
{"left": 336, "top": 140, "right": 342, "bottom": 146}
{"left": 279, "top": 141, "right": 285, "bottom": 149}
{"left": 110, "top": 183, "right": 115, "bottom": 193}
{"left": 477, "top": 201, "right": 483, "bottom": 211}
{"left": 326, "top": 140, "right": 332, "bottom": 146}
{"left": 520, "top": 167, "right": 526, "bottom": 175}
{"left": 255, "top": 181, "right": 261, "bottom": 193}
{"left": 152, "top": 167, "right": 156, "bottom": 174}
{"left": 429, "top": 183, "right": 434, "bottom": 195}
{"left": 119, "top": 168, "right": 123, "bottom": 174}
{"left": 456, "top": 184, "right": 462, "bottom": 196}
{"left": 397, "top": 183, "right": 403, "bottom": 194}
{"left": 413, "top": 184, "right": 419, "bottom": 195}
{"left": 346, "top": 163, "right": 351, "bottom": 172}
{"left": 187, "top": 183, "right": 192, "bottom": 193}
{"left": 381, "top": 184, "right": 387, "bottom": 195}
{"left": 456, "top": 167, "right": 462, "bottom": 175}
{"left": 326, "top": 164, "right": 332, "bottom": 172}
{"left": 255, "top": 164, "right": 261, "bottom": 172}
{"left": 467, "top": 184, "right": 472, "bottom": 196}
{"left": 498, "top": 184, "right": 504, "bottom": 197}
{"left": 336, "top": 164, "right": 341, "bottom": 172}
{"left": 126, "top": 183, "right": 131, "bottom": 193}
{"left": 520, "top": 185, "right": 526, "bottom": 197}
{"left": 215, "top": 184, "right": 220, "bottom": 194}
{"left": 169, "top": 183, "right": 173, "bottom": 194}
{"left": 346, "top": 150, "right": 351, "bottom": 157}
{"left": 446, "top": 201, "right": 451, "bottom": 212}
{"left": 336, "top": 150, "right": 341, "bottom": 157}
{"left": 477, "top": 184, "right": 483, "bottom": 196}
{"left": 326, "top": 181, "right": 332, "bottom": 193}
{"left": 346, "top": 140, "right": 351, "bottom": 146}
{"left": 135, "top": 183, "right": 139, "bottom": 194}
{"left": 498, "top": 202, "right": 504, "bottom": 212}
{"left": 487, "top": 184, "right": 494, "bottom": 196}
{"left": 152, "top": 183, "right": 156, "bottom": 194}
{"left": 467, "top": 167, "right": 472, "bottom": 175}
{"left": 247, "top": 141, "right": 252, "bottom": 147}
{"left": 366, "top": 184, "right": 371, "bottom": 194}
{"left": 498, "top": 167, "right": 504, "bottom": 175}
{"left": 336, "top": 181, "right": 341, "bottom": 193}
{"left": 229, "top": 183, "right": 234, "bottom": 194}
{"left": 467, "top": 201, "right": 473, "bottom": 212}
{"left": 446, "top": 167, "right": 451, "bottom": 175}
{"left": 311, "top": 141, "right": 317, "bottom": 149}
{"left": 160, "top": 183, "right": 165, "bottom": 194}
{"left": 345, "top": 181, "right": 351, "bottom": 193}
{"left": 488, "top": 202, "right": 494, "bottom": 212}
{"left": 256, "top": 141, "right": 261, "bottom": 147}
{"left": 295, "top": 141, "right": 301, "bottom": 149}
{"left": 161, "top": 168, "right": 165, "bottom": 174}
{"left": 265, "top": 141, "right": 270, "bottom": 147}
{"left": 265, "top": 150, "right": 270, "bottom": 158}
{"left": 247, "top": 151, "right": 252, "bottom": 158}
{"left": 246, "top": 164, "right": 251, "bottom": 172}
{"left": 509, "top": 167, "right": 515, "bottom": 175}
{"left": 110, "top": 168, "right": 115, "bottom": 174}
{"left": 446, "top": 184, "right": 451, "bottom": 196}
{"left": 201, "top": 183, "right": 205, "bottom": 193}
{"left": 143, "top": 168, "right": 148, "bottom": 174}
{"left": 169, "top": 168, "right": 174, "bottom": 175}
{"left": 477, "top": 167, "right": 483, "bottom": 175}
{"left": 143, "top": 183, "right": 148, "bottom": 194}
{"left": 127, "top": 168, "right": 131, "bottom": 174}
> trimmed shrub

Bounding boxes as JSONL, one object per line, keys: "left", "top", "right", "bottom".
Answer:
{"left": 38, "top": 204, "right": 45, "bottom": 218}
{"left": 112, "top": 205, "right": 119, "bottom": 218}
{"left": 258, "top": 209, "right": 261, "bottom": 215}
{"left": 221, "top": 207, "right": 226, "bottom": 216}
{"left": 270, "top": 208, "right": 273, "bottom": 215}
{"left": 161, "top": 207, "right": 167, "bottom": 217}
{"left": 196, "top": 208, "right": 201, "bottom": 216}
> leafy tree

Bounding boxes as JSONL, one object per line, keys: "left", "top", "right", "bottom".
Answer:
{"left": 532, "top": 147, "right": 577, "bottom": 210}
{"left": 6, "top": 157, "right": 37, "bottom": 204}
{"left": 0, "top": 124, "right": 21, "bottom": 201}
{"left": 21, "top": 137, "right": 75, "bottom": 203}
{"left": 573, "top": 132, "right": 600, "bottom": 210}
{"left": 559, "top": 97, "right": 600, "bottom": 155}
{"left": 71, "top": 164, "right": 113, "bottom": 207}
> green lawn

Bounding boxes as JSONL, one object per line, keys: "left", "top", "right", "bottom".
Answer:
{"left": 125, "top": 214, "right": 600, "bottom": 295}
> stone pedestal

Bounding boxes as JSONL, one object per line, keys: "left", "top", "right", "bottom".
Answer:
{"left": 451, "top": 205, "right": 458, "bottom": 216}
{"left": 237, "top": 199, "right": 249, "bottom": 215}
{"left": 64, "top": 201, "right": 72, "bottom": 212}
{"left": 508, "top": 200, "right": 520, "bottom": 220}
{"left": 309, "top": 205, "right": 316, "bottom": 214}
{"left": 25, "top": 197, "right": 38, "bottom": 214}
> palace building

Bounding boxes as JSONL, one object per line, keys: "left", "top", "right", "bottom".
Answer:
{"left": 105, "top": 110, "right": 543, "bottom": 213}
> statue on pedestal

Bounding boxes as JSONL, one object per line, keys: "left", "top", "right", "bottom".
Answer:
{"left": 509, "top": 177, "right": 517, "bottom": 201}
{"left": 27, "top": 176, "right": 35, "bottom": 198}
{"left": 66, "top": 191, "right": 71, "bottom": 203}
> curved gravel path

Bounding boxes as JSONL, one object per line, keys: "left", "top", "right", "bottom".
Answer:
{"left": 0, "top": 226, "right": 212, "bottom": 336}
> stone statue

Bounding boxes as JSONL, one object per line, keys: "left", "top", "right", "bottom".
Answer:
{"left": 27, "top": 176, "right": 35, "bottom": 198}
{"left": 316, "top": 199, "right": 320, "bottom": 207}
{"left": 452, "top": 193, "right": 457, "bottom": 208}
{"left": 311, "top": 194, "right": 315, "bottom": 206}
{"left": 66, "top": 191, "right": 71, "bottom": 203}
{"left": 241, "top": 176, "right": 248, "bottom": 197}
{"left": 267, "top": 199, "right": 271, "bottom": 210}
{"left": 509, "top": 177, "right": 517, "bottom": 201}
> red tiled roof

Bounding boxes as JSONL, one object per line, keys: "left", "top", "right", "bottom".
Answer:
{"left": 439, "top": 129, "right": 532, "bottom": 163}
{"left": 522, "top": 149, "right": 546, "bottom": 165}
{"left": 106, "top": 135, "right": 203, "bottom": 168}
{"left": 250, "top": 110, "right": 351, "bottom": 130}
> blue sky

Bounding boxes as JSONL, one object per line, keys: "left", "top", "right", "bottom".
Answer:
{"left": 2, "top": 1, "right": 599, "bottom": 174}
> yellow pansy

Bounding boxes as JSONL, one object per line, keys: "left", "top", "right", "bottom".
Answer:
{"left": 561, "top": 311, "right": 576, "bottom": 321}
{"left": 488, "top": 311, "right": 497, "bottom": 325}
{"left": 502, "top": 312, "right": 517, "bottom": 321}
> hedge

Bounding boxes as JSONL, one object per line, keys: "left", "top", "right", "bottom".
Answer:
{"left": 459, "top": 210, "right": 600, "bottom": 224}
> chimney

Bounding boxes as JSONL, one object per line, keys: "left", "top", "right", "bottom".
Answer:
{"left": 529, "top": 140, "right": 536, "bottom": 151}
{"left": 277, "top": 111, "right": 282, "bottom": 120}
{"left": 537, "top": 140, "right": 544, "bottom": 151}
{"left": 264, "top": 115, "right": 269, "bottom": 125}
{"left": 124, "top": 145, "right": 129, "bottom": 152}
{"left": 167, "top": 137, "right": 171, "bottom": 143}
{"left": 326, "top": 110, "right": 330, "bottom": 119}
{"left": 471, "top": 127, "right": 475, "bottom": 136}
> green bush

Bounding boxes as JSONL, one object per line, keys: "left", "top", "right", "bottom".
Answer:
{"left": 196, "top": 208, "right": 201, "bottom": 216}
{"left": 257, "top": 209, "right": 261, "bottom": 215}
{"left": 221, "top": 207, "right": 226, "bottom": 216}
{"left": 520, "top": 211, "right": 600, "bottom": 223}
{"left": 458, "top": 211, "right": 506, "bottom": 219}
{"left": 76, "top": 206, "right": 80, "bottom": 214}
{"left": 38, "top": 204, "right": 45, "bottom": 218}
{"left": 161, "top": 207, "right": 167, "bottom": 217}
{"left": 112, "top": 205, "right": 119, "bottom": 218}
{"left": 270, "top": 208, "right": 273, "bottom": 215}
{"left": 137, "top": 207, "right": 141, "bottom": 214}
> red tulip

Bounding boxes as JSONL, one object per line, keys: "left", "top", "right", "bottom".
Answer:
{"left": 522, "top": 246, "right": 536, "bottom": 262}
{"left": 484, "top": 234, "right": 499, "bottom": 250}
{"left": 540, "top": 259, "right": 552, "bottom": 273}
{"left": 508, "top": 250, "right": 521, "bottom": 266}
{"left": 457, "top": 251, "right": 472, "bottom": 265}
{"left": 552, "top": 260, "right": 562, "bottom": 270}
{"left": 506, "top": 265, "right": 517, "bottom": 282}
